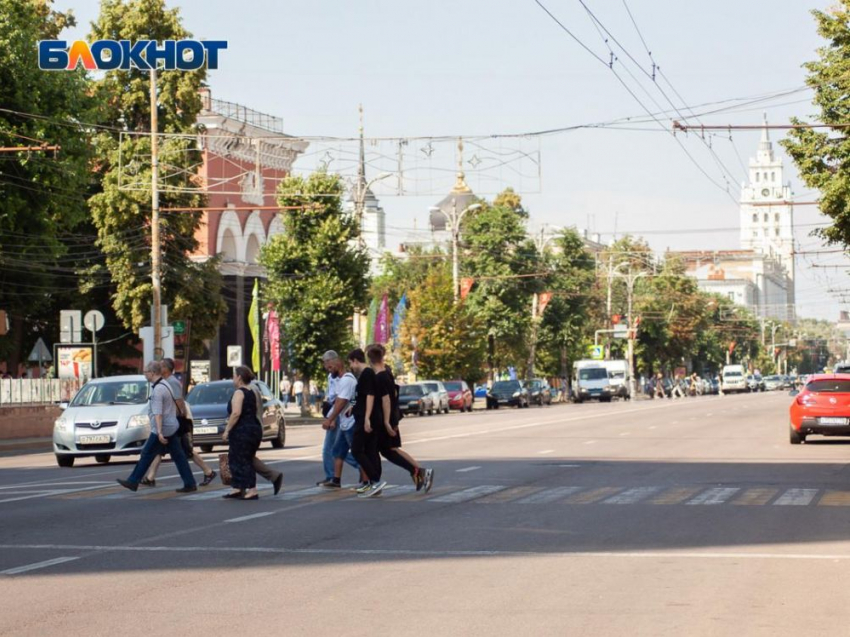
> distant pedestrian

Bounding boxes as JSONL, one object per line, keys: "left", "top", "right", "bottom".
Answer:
{"left": 654, "top": 373, "right": 666, "bottom": 399}
{"left": 116, "top": 361, "right": 197, "bottom": 494}
{"left": 671, "top": 374, "right": 685, "bottom": 399}
{"left": 140, "top": 358, "right": 216, "bottom": 488}
{"left": 293, "top": 377, "right": 304, "bottom": 408}
{"left": 280, "top": 375, "right": 291, "bottom": 409}
{"left": 309, "top": 379, "right": 319, "bottom": 410}
{"left": 221, "top": 366, "right": 263, "bottom": 500}
{"left": 369, "top": 344, "right": 434, "bottom": 493}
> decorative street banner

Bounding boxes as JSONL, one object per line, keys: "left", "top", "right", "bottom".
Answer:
{"left": 538, "top": 291, "right": 553, "bottom": 315}
{"left": 266, "top": 309, "right": 280, "bottom": 372}
{"left": 460, "top": 278, "right": 475, "bottom": 300}
{"left": 374, "top": 294, "right": 390, "bottom": 344}
{"left": 248, "top": 279, "right": 260, "bottom": 373}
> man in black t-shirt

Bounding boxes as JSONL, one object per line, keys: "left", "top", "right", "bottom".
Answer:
{"left": 347, "top": 349, "right": 386, "bottom": 498}
{"left": 367, "top": 344, "right": 434, "bottom": 493}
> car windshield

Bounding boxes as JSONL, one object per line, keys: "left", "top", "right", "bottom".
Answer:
{"left": 765, "top": 376, "right": 780, "bottom": 381}
{"left": 608, "top": 371, "right": 625, "bottom": 379}
{"left": 444, "top": 382, "right": 462, "bottom": 391}
{"left": 724, "top": 371, "right": 743, "bottom": 378}
{"left": 579, "top": 368, "right": 608, "bottom": 381}
{"left": 492, "top": 381, "right": 520, "bottom": 391}
{"left": 400, "top": 385, "right": 423, "bottom": 396}
{"left": 807, "top": 380, "right": 850, "bottom": 393}
{"left": 70, "top": 381, "right": 149, "bottom": 407}
{"left": 422, "top": 383, "right": 439, "bottom": 392}
{"left": 186, "top": 383, "right": 234, "bottom": 405}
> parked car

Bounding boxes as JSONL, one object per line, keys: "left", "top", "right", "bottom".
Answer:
{"left": 186, "top": 379, "right": 286, "bottom": 453}
{"left": 527, "top": 379, "right": 553, "bottom": 406}
{"left": 572, "top": 362, "right": 615, "bottom": 403}
{"left": 444, "top": 380, "right": 474, "bottom": 412}
{"left": 53, "top": 375, "right": 152, "bottom": 467}
{"left": 419, "top": 380, "right": 450, "bottom": 414}
{"left": 789, "top": 374, "right": 850, "bottom": 444}
{"left": 398, "top": 383, "right": 434, "bottom": 416}
{"left": 764, "top": 375, "right": 784, "bottom": 391}
{"left": 474, "top": 384, "right": 488, "bottom": 399}
{"left": 486, "top": 380, "right": 530, "bottom": 409}
{"left": 721, "top": 365, "right": 748, "bottom": 394}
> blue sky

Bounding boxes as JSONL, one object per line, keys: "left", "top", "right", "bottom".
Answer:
{"left": 55, "top": 0, "right": 844, "bottom": 320}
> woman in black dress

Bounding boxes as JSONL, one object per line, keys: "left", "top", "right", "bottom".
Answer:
{"left": 222, "top": 366, "right": 263, "bottom": 500}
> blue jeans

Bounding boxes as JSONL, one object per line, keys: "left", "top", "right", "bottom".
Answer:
{"left": 322, "top": 426, "right": 358, "bottom": 480}
{"left": 332, "top": 427, "right": 356, "bottom": 460}
{"left": 128, "top": 433, "right": 197, "bottom": 488}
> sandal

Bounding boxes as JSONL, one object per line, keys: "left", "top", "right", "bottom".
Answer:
{"left": 201, "top": 470, "right": 217, "bottom": 487}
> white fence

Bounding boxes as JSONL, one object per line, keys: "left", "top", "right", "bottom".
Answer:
{"left": 0, "top": 378, "right": 85, "bottom": 406}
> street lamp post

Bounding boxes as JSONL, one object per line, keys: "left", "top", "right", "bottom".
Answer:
{"left": 610, "top": 262, "right": 648, "bottom": 400}
{"left": 436, "top": 201, "right": 481, "bottom": 302}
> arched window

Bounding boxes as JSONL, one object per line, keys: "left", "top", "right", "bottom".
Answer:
{"left": 764, "top": 172, "right": 768, "bottom": 181}
{"left": 756, "top": 172, "right": 760, "bottom": 182}
{"left": 775, "top": 228, "right": 780, "bottom": 237}
{"left": 752, "top": 213, "right": 758, "bottom": 223}
{"left": 775, "top": 213, "right": 780, "bottom": 223}
{"left": 771, "top": 172, "right": 775, "bottom": 181}
{"left": 764, "top": 213, "right": 769, "bottom": 223}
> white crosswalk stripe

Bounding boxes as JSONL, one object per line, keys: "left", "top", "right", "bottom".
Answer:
{"left": 774, "top": 488, "right": 818, "bottom": 506}
{"left": 430, "top": 485, "right": 505, "bottom": 503}
{"left": 686, "top": 488, "right": 740, "bottom": 505}
{"left": 516, "top": 486, "right": 582, "bottom": 504}
{"left": 603, "top": 487, "right": 661, "bottom": 505}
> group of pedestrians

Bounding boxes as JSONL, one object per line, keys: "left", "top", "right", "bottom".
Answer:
{"left": 650, "top": 372, "right": 707, "bottom": 399}
{"left": 317, "top": 345, "right": 434, "bottom": 498}
{"left": 117, "top": 345, "right": 432, "bottom": 501}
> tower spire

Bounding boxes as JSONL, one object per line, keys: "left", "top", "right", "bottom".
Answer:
{"left": 453, "top": 137, "right": 471, "bottom": 193}
{"left": 357, "top": 103, "right": 366, "bottom": 190}
{"left": 758, "top": 112, "right": 773, "bottom": 160}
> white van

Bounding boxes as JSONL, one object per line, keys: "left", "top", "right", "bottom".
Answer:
{"left": 572, "top": 360, "right": 615, "bottom": 403}
{"left": 721, "top": 364, "right": 748, "bottom": 394}
{"left": 601, "top": 360, "right": 630, "bottom": 399}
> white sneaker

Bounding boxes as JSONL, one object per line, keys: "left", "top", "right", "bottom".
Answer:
{"left": 358, "top": 481, "right": 386, "bottom": 498}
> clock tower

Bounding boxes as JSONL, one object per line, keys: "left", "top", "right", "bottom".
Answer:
{"left": 739, "top": 114, "right": 795, "bottom": 310}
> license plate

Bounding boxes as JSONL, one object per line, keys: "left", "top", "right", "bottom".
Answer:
{"left": 820, "top": 417, "right": 848, "bottom": 426}
{"left": 79, "top": 435, "right": 111, "bottom": 444}
{"left": 195, "top": 426, "right": 219, "bottom": 435}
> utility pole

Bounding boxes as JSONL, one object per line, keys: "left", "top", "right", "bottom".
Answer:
{"left": 150, "top": 68, "right": 162, "bottom": 353}
{"left": 610, "top": 262, "right": 647, "bottom": 399}
{"left": 605, "top": 251, "right": 614, "bottom": 359}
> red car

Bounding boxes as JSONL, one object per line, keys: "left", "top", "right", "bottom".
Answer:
{"left": 444, "top": 380, "right": 473, "bottom": 412}
{"left": 789, "top": 374, "right": 850, "bottom": 444}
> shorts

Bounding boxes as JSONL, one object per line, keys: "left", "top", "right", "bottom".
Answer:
{"left": 332, "top": 427, "right": 355, "bottom": 459}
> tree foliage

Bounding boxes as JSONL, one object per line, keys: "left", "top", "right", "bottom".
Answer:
{"left": 260, "top": 172, "right": 370, "bottom": 403}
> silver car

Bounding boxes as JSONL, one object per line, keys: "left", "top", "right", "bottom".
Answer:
{"left": 419, "top": 380, "right": 450, "bottom": 414}
{"left": 52, "top": 375, "right": 152, "bottom": 468}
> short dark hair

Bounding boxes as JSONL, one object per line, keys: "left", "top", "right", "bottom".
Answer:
{"left": 366, "top": 343, "right": 385, "bottom": 364}
{"left": 161, "top": 358, "right": 175, "bottom": 372}
{"left": 234, "top": 365, "right": 255, "bottom": 384}
{"left": 347, "top": 348, "right": 366, "bottom": 364}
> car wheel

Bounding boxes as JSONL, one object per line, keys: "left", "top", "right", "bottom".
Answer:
{"left": 95, "top": 454, "right": 111, "bottom": 464}
{"left": 271, "top": 418, "right": 286, "bottom": 449}
{"left": 428, "top": 408, "right": 433, "bottom": 415}
{"left": 789, "top": 426, "right": 805, "bottom": 445}
{"left": 56, "top": 454, "right": 74, "bottom": 468}
{"left": 200, "top": 444, "right": 213, "bottom": 453}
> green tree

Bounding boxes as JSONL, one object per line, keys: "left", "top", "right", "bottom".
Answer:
{"left": 400, "top": 265, "right": 486, "bottom": 384}
{"left": 462, "top": 190, "right": 541, "bottom": 379}
{"left": 260, "top": 171, "right": 370, "bottom": 415}
{"left": 782, "top": 1, "right": 850, "bottom": 248}
{"left": 87, "top": 0, "right": 225, "bottom": 350}
{"left": 0, "top": 0, "right": 94, "bottom": 371}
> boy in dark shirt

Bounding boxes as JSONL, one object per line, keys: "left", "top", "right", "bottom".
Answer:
{"left": 367, "top": 344, "right": 434, "bottom": 493}
{"left": 347, "top": 348, "right": 386, "bottom": 498}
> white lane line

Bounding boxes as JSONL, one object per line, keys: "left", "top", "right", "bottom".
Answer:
{"left": 706, "top": 413, "right": 713, "bottom": 417}
{"left": 456, "top": 466, "right": 482, "bottom": 473}
{"left": 774, "top": 488, "right": 818, "bottom": 506}
{"left": 378, "top": 485, "right": 417, "bottom": 499}
{"left": 430, "top": 485, "right": 505, "bottom": 503}
{"left": 224, "top": 512, "right": 275, "bottom": 524}
{"left": 619, "top": 432, "right": 630, "bottom": 436}
{"left": 648, "top": 426, "right": 657, "bottom": 430}
{"left": 0, "top": 490, "right": 67, "bottom": 504}
{"left": 686, "top": 488, "right": 740, "bottom": 505}
{"left": 0, "top": 481, "right": 111, "bottom": 491}
{"left": 8, "top": 544, "right": 850, "bottom": 562}
{"left": 583, "top": 440, "right": 596, "bottom": 445}
{"left": 280, "top": 486, "right": 325, "bottom": 501}
{"left": 516, "top": 486, "right": 582, "bottom": 504}
{"left": 1, "top": 556, "right": 79, "bottom": 576}
{"left": 603, "top": 487, "right": 661, "bottom": 505}
{"left": 537, "top": 450, "right": 555, "bottom": 455}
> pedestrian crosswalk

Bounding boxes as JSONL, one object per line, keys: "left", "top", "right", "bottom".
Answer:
{"left": 27, "top": 481, "right": 850, "bottom": 508}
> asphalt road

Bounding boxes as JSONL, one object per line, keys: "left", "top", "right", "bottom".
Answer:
{"left": 3, "top": 392, "right": 850, "bottom": 636}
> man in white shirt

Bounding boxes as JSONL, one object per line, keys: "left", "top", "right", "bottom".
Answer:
{"left": 293, "top": 378, "right": 304, "bottom": 408}
{"left": 279, "top": 375, "right": 291, "bottom": 409}
{"left": 317, "top": 351, "right": 363, "bottom": 488}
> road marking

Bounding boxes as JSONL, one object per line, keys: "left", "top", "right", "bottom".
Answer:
{"left": 732, "top": 488, "right": 779, "bottom": 506}
{"left": 537, "top": 450, "right": 555, "bottom": 455}
{"left": 686, "top": 488, "right": 740, "bottom": 505}
{"left": 619, "top": 432, "right": 630, "bottom": 436}
{"left": 377, "top": 485, "right": 417, "bottom": 499}
{"left": 431, "top": 485, "right": 505, "bottom": 503}
{"left": 516, "top": 486, "right": 582, "bottom": 504}
{"left": 818, "top": 491, "right": 850, "bottom": 506}
{"left": 603, "top": 487, "right": 661, "bottom": 504}
{"left": 476, "top": 486, "right": 543, "bottom": 504}
{"left": 564, "top": 487, "right": 621, "bottom": 504}
{"left": 456, "top": 466, "right": 482, "bottom": 472}
{"left": 0, "top": 490, "right": 67, "bottom": 504}
{"left": 583, "top": 440, "right": 596, "bottom": 445}
{"left": 650, "top": 487, "right": 701, "bottom": 505}
{"left": 280, "top": 486, "right": 325, "bottom": 501}
{"left": 224, "top": 512, "right": 275, "bottom": 524}
{"left": 0, "top": 481, "right": 111, "bottom": 491}
{"left": 1, "top": 556, "right": 79, "bottom": 576}
{"left": 774, "top": 488, "right": 818, "bottom": 506}
{"left": 648, "top": 426, "right": 657, "bottom": 430}
{"left": 11, "top": 544, "right": 850, "bottom": 562}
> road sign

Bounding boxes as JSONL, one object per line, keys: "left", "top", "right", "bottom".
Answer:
{"left": 60, "top": 310, "right": 82, "bottom": 343}
{"left": 173, "top": 320, "right": 186, "bottom": 335}
{"left": 613, "top": 324, "right": 628, "bottom": 339}
{"left": 28, "top": 337, "right": 52, "bottom": 363}
{"left": 227, "top": 345, "right": 242, "bottom": 367}
{"left": 84, "top": 310, "right": 105, "bottom": 333}
{"left": 589, "top": 345, "right": 603, "bottom": 360}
